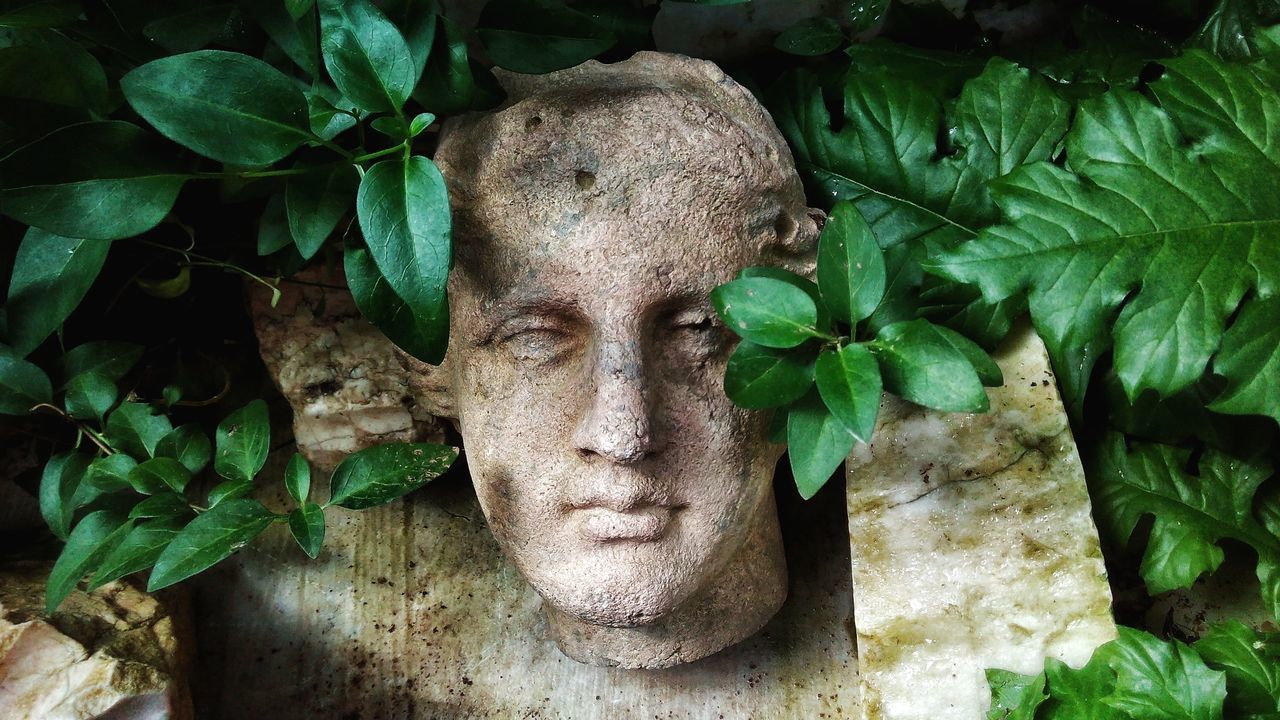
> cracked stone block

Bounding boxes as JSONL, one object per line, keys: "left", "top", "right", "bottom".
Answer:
{"left": 846, "top": 324, "right": 1116, "bottom": 720}
{"left": 249, "top": 269, "right": 447, "bottom": 472}
{"left": 0, "top": 561, "right": 194, "bottom": 720}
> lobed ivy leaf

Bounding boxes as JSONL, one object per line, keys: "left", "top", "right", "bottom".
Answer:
{"left": 62, "top": 341, "right": 143, "bottom": 384}
{"left": 288, "top": 502, "right": 325, "bottom": 559}
{"left": 774, "top": 17, "right": 844, "bottom": 57}
{"left": 39, "top": 450, "right": 92, "bottom": 539}
{"left": 148, "top": 498, "right": 276, "bottom": 591}
{"left": 1039, "top": 655, "right": 1123, "bottom": 720}
{"left": 122, "top": 50, "right": 313, "bottom": 165}
{"left": 45, "top": 510, "right": 131, "bottom": 613}
{"left": 0, "top": 121, "right": 186, "bottom": 240}
{"left": 319, "top": 0, "right": 416, "bottom": 114}
{"left": 0, "top": 354, "right": 52, "bottom": 414}
{"left": 786, "top": 389, "right": 857, "bottom": 500}
{"left": 1207, "top": 296, "right": 1280, "bottom": 423}
{"left": 105, "top": 402, "right": 173, "bottom": 458}
{"left": 817, "top": 201, "right": 886, "bottom": 326}
{"left": 213, "top": 399, "right": 270, "bottom": 485}
{"left": 869, "top": 319, "right": 990, "bottom": 413}
{"left": 285, "top": 452, "right": 310, "bottom": 504}
{"left": 344, "top": 242, "right": 448, "bottom": 364}
{"left": 985, "top": 668, "right": 1046, "bottom": 720}
{"left": 1099, "top": 627, "right": 1226, "bottom": 720}
{"left": 932, "top": 51, "right": 1280, "bottom": 416}
{"left": 285, "top": 164, "right": 358, "bottom": 260}
{"left": 711, "top": 277, "right": 825, "bottom": 349}
{"left": 328, "top": 442, "right": 457, "bottom": 509}
{"left": 1194, "top": 620, "right": 1280, "bottom": 716}
{"left": 155, "top": 424, "right": 212, "bottom": 475}
{"left": 355, "top": 156, "right": 452, "bottom": 362}
{"left": 89, "top": 516, "right": 185, "bottom": 591}
{"left": 5, "top": 227, "right": 109, "bottom": 357}
{"left": 814, "top": 343, "right": 882, "bottom": 444}
{"left": 724, "top": 340, "right": 815, "bottom": 410}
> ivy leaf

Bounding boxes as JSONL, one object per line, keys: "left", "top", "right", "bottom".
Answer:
{"left": 0, "top": 354, "right": 52, "bottom": 414}
{"left": 1191, "top": 0, "right": 1280, "bottom": 60}
{"left": 318, "top": 0, "right": 416, "bottom": 114}
{"left": 1040, "top": 655, "right": 1122, "bottom": 720}
{"left": 64, "top": 371, "right": 116, "bottom": 421}
{"left": 62, "top": 341, "right": 143, "bottom": 384}
{"left": 0, "top": 121, "right": 186, "bottom": 240}
{"left": 46, "top": 510, "right": 131, "bottom": 613}
{"left": 1194, "top": 620, "right": 1280, "bottom": 716}
{"left": 724, "top": 340, "right": 816, "bottom": 409}
{"left": 4, "top": 227, "right": 109, "bottom": 357}
{"left": 814, "top": 343, "right": 882, "bottom": 443}
{"left": 931, "top": 51, "right": 1280, "bottom": 415}
{"left": 89, "top": 516, "right": 185, "bottom": 591}
{"left": 774, "top": 17, "right": 844, "bottom": 57}
{"left": 128, "top": 457, "right": 192, "bottom": 495}
{"left": 122, "top": 50, "right": 313, "bottom": 165}
{"left": 1093, "top": 434, "right": 1280, "bottom": 617}
{"left": 328, "top": 442, "right": 457, "bottom": 509}
{"left": 1099, "top": 627, "right": 1226, "bottom": 720}
{"left": 355, "top": 155, "right": 451, "bottom": 358}
{"left": 105, "top": 402, "right": 173, "bottom": 458}
{"left": 155, "top": 425, "right": 212, "bottom": 475}
{"left": 213, "top": 399, "right": 270, "bottom": 485}
{"left": 985, "top": 668, "right": 1047, "bottom": 720}
{"left": 83, "top": 454, "right": 137, "bottom": 495}
{"left": 870, "top": 319, "right": 989, "bottom": 413}
{"left": 147, "top": 498, "right": 276, "bottom": 591}
{"left": 817, "top": 201, "right": 886, "bottom": 326}
{"left": 288, "top": 502, "right": 325, "bottom": 559}
{"left": 786, "top": 389, "right": 857, "bottom": 500}
{"left": 344, "top": 241, "right": 448, "bottom": 364}
{"left": 711, "top": 277, "right": 825, "bottom": 349}
{"left": 1208, "top": 296, "right": 1280, "bottom": 423}
{"left": 285, "top": 164, "right": 357, "bottom": 260}
{"left": 285, "top": 452, "right": 310, "bottom": 504}
{"left": 39, "top": 450, "right": 92, "bottom": 539}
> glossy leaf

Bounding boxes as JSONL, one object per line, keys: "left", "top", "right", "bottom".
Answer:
{"left": 285, "top": 452, "right": 310, "bottom": 504}
{"left": 318, "top": 0, "right": 416, "bottom": 113}
{"left": 305, "top": 85, "right": 357, "bottom": 140}
{"left": 817, "top": 202, "right": 886, "bottom": 326}
{"left": 64, "top": 371, "right": 116, "bottom": 421}
{"left": 213, "top": 399, "right": 270, "bottom": 485}
{"left": 412, "top": 15, "right": 484, "bottom": 114}
{"left": 408, "top": 112, "right": 434, "bottom": 137}
{"left": 0, "top": 354, "right": 52, "bottom": 414}
{"left": 286, "top": 164, "right": 357, "bottom": 260}
{"left": 207, "top": 479, "right": 253, "bottom": 507}
{"left": 241, "top": 0, "right": 318, "bottom": 77}
{"left": 62, "top": 341, "right": 143, "bottom": 383}
{"left": 1208, "top": 296, "right": 1280, "bottom": 423}
{"left": 328, "top": 442, "right": 457, "bottom": 509}
{"left": 155, "top": 425, "right": 212, "bottom": 475}
{"left": 1194, "top": 620, "right": 1280, "bottom": 716}
{"left": 5, "top": 228, "right": 109, "bottom": 357}
{"left": 39, "top": 450, "right": 92, "bottom": 539}
{"left": 122, "top": 50, "right": 312, "bottom": 165}
{"left": 105, "top": 402, "right": 173, "bottom": 458}
{"left": 738, "top": 266, "right": 833, "bottom": 334}
{"left": 477, "top": 28, "right": 612, "bottom": 74}
{"left": 83, "top": 454, "right": 137, "bottom": 495}
{"left": 774, "top": 17, "right": 843, "bottom": 57}
{"left": 128, "top": 457, "right": 192, "bottom": 495}
{"left": 89, "top": 516, "right": 185, "bottom": 590}
{"left": 383, "top": 0, "right": 436, "bottom": 80}
{"left": 344, "top": 242, "right": 447, "bottom": 364}
{"left": 711, "top": 277, "right": 824, "bottom": 349}
{"left": 985, "top": 668, "right": 1046, "bottom": 720}
{"left": 288, "top": 502, "right": 325, "bottom": 558}
{"left": 128, "top": 492, "right": 191, "bottom": 521}
{"left": 1100, "top": 627, "right": 1226, "bottom": 720}
{"left": 870, "top": 319, "right": 989, "bottom": 413}
{"left": 148, "top": 498, "right": 276, "bottom": 591}
{"left": 0, "top": 121, "right": 186, "bottom": 240}
{"left": 723, "top": 340, "right": 816, "bottom": 409}
{"left": 786, "top": 389, "right": 857, "bottom": 500}
{"left": 814, "top": 343, "right": 882, "bottom": 443}
{"left": 45, "top": 510, "right": 131, "bottom": 613}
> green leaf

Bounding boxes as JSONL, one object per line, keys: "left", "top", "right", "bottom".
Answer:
{"left": 815, "top": 343, "right": 881, "bottom": 443}
{"left": 0, "top": 26, "right": 107, "bottom": 111}
{"left": 305, "top": 85, "right": 357, "bottom": 140}
{"left": 286, "top": 164, "right": 357, "bottom": 260}
{"left": 318, "top": 0, "right": 416, "bottom": 114}
{"left": 1194, "top": 621, "right": 1280, "bottom": 716}
{"left": 136, "top": 265, "right": 191, "bottom": 300}
{"left": 62, "top": 341, "right": 143, "bottom": 383}
{"left": 411, "top": 15, "right": 486, "bottom": 114}
{"left": 45, "top": 510, "right": 130, "bottom": 613}
{"left": 241, "top": 0, "right": 318, "bottom": 77}
{"left": 344, "top": 241, "right": 448, "bottom": 364}
{"left": 383, "top": 0, "right": 436, "bottom": 80}
{"left": 128, "top": 457, "right": 192, "bottom": 495}
{"left": 147, "top": 498, "right": 276, "bottom": 591}
{"left": 288, "top": 502, "right": 325, "bottom": 558}
{"left": 476, "top": 28, "right": 612, "bottom": 74}
{"left": 408, "top": 112, "right": 434, "bottom": 137}
{"left": 711, "top": 277, "right": 824, "bottom": 349}
{"left": 1093, "top": 434, "right": 1280, "bottom": 616}
{"left": 1191, "top": 0, "right": 1280, "bottom": 61}
{"left": 128, "top": 492, "right": 191, "bottom": 520}
{"left": 817, "top": 201, "right": 886, "bottom": 326}
{"left": 328, "top": 442, "right": 457, "bottom": 509}
{"left": 870, "top": 319, "right": 989, "bottom": 412}
{"left": 931, "top": 51, "right": 1280, "bottom": 415}
{"left": 40, "top": 450, "right": 92, "bottom": 539}
{"left": 141, "top": 4, "right": 236, "bottom": 53}
{"left": 1100, "top": 627, "right": 1226, "bottom": 720}
{"left": 1040, "top": 655, "right": 1122, "bottom": 720}
{"left": 4, "top": 227, "right": 108, "bottom": 356}
{"left": 0, "top": 0, "right": 81, "bottom": 27}
{"left": 1208, "top": 296, "right": 1280, "bottom": 423}
{"left": 475, "top": 0, "right": 616, "bottom": 74}
{"left": 786, "top": 389, "right": 857, "bottom": 500}
{"left": 206, "top": 479, "right": 253, "bottom": 507}
{"left": 257, "top": 193, "right": 294, "bottom": 256}
{"left": 285, "top": 0, "right": 315, "bottom": 20}
{"left": 355, "top": 155, "right": 451, "bottom": 356}
{"left": 89, "top": 516, "right": 184, "bottom": 590}
{"left": 0, "top": 121, "right": 186, "bottom": 240}
{"left": 155, "top": 425, "right": 212, "bottom": 475}
{"left": 285, "top": 452, "right": 310, "bottom": 504}
{"left": 64, "top": 372, "right": 116, "bottom": 421}
{"left": 724, "top": 340, "right": 816, "bottom": 409}
{"left": 738, "top": 266, "right": 833, "bottom": 334}
{"left": 83, "top": 454, "right": 137, "bottom": 495}
{"left": 105, "top": 402, "right": 173, "bottom": 458}
{"left": 0, "top": 354, "right": 52, "bottom": 414}
{"left": 985, "top": 668, "right": 1047, "bottom": 720}
{"left": 369, "top": 115, "right": 404, "bottom": 138}
{"left": 213, "top": 399, "right": 270, "bottom": 485}
{"left": 122, "top": 50, "right": 313, "bottom": 165}
{"left": 774, "top": 17, "right": 843, "bottom": 56}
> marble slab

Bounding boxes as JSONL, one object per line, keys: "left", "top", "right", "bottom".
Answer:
{"left": 845, "top": 324, "right": 1116, "bottom": 719}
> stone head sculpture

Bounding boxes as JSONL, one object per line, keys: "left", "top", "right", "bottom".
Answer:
{"left": 400, "top": 51, "right": 823, "bottom": 669}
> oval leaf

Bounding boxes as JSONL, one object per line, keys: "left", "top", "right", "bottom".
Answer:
{"left": 105, "top": 402, "right": 173, "bottom": 458}
{"left": 0, "top": 355, "right": 52, "bottom": 414}
{"left": 147, "top": 498, "right": 276, "bottom": 591}
{"left": 817, "top": 202, "right": 886, "bottom": 326}
{"left": 122, "top": 50, "right": 312, "bottom": 165}
{"left": 285, "top": 452, "right": 311, "bottom": 504}
{"left": 129, "top": 492, "right": 192, "bottom": 520}
{"left": 724, "top": 340, "right": 816, "bottom": 409}
{"left": 775, "top": 17, "right": 844, "bottom": 57}
{"left": 286, "top": 164, "right": 358, "bottom": 260}
{"left": 344, "top": 241, "right": 448, "bottom": 364}
{"left": 84, "top": 454, "right": 138, "bottom": 495}
{"left": 89, "top": 516, "right": 185, "bottom": 590}
{"left": 814, "top": 343, "right": 882, "bottom": 443}
{"left": 786, "top": 389, "right": 857, "bottom": 500}
{"left": 213, "top": 399, "right": 270, "bottom": 484}
{"left": 710, "top": 277, "right": 823, "bottom": 349}
{"left": 128, "top": 457, "right": 192, "bottom": 495}
{"left": 62, "top": 341, "right": 144, "bottom": 384}
{"left": 328, "top": 442, "right": 457, "bottom": 509}
{"left": 39, "top": 450, "right": 92, "bottom": 539}
{"left": 45, "top": 510, "right": 131, "bottom": 613}
{"left": 156, "top": 424, "right": 212, "bottom": 475}
{"left": 319, "top": 0, "right": 416, "bottom": 113}
{"left": 288, "top": 502, "right": 325, "bottom": 558}
{"left": 64, "top": 372, "right": 116, "bottom": 421}
{"left": 871, "top": 319, "right": 989, "bottom": 413}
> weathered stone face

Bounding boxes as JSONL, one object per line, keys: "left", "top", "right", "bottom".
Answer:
{"left": 402, "top": 52, "right": 822, "bottom": 668}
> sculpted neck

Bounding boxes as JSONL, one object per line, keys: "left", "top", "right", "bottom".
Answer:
{"left": 544, "top": 492, "right": 788, "bottom": 669}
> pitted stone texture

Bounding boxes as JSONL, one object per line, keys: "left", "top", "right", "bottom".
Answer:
{"left": 0, "top": 561, "right": 193, "bottom": 720}
{"left": 846, "top": 324, "right": 1116, "bottom": 720}
{"left": 249, "top": 268, "right": 446, "bottom": 472}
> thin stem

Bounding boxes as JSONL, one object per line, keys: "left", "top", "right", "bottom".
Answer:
{"left": 30, "top": 403, "right": 117, "bottom": 455}
{"left": 352, "top": 144, "right": 408, "bottom": 164}
{"left": 135, "top": 240, "right": 282, "bottom": 301}
{"left": 318, "top": 138, "right": 354, "bottom": 160}
{"left": 195, "top": 167, "right": 315, "bottom": 180}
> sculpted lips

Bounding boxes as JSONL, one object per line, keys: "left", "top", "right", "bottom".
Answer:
{"left": 577, "top": 506, "right": 675, "bottom": 542}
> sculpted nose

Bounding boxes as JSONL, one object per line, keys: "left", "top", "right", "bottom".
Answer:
{"left": 572, "top": 339, "right": 657, "bottom": 464}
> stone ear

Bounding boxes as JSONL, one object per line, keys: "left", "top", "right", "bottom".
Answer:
{"left": 395, "top": 348, "right": 456, "bottom": 419}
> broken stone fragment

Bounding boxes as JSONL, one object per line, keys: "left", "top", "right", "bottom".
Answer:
{"left": 846, "top": 324, "right": 1116, "bottom": 720}
{"left": 248, "top": 269, "right": 447, "bottom": 472}
{"left": 0, "top": 561, "right": 194, "bottom": 720}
